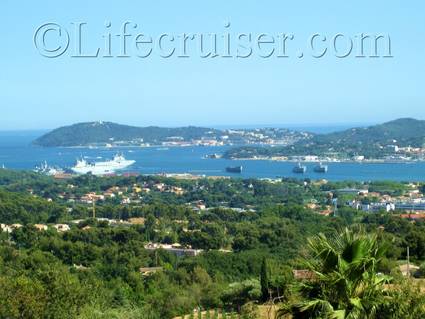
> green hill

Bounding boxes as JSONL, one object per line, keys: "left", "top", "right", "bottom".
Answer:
{"left": 313, "top": 118, "right": 425, "bottom": 146}
{"left": 33, "top": 122, "right": 221, "bottom": 147}
{"left": 224, "top": 118, "right": 425, "bottom": 159}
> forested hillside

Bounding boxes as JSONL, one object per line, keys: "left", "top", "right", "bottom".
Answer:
{"left": 33, "top": 122, "right": 220, "bottom": 147}
{"left": 0, "top": 170, "right": 425, "bottom": 317}
{"left": 225, "top": 118, "right": 425, "bottom": 159}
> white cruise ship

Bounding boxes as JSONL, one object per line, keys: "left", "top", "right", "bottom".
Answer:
{"left": 71, "top": 153, "right": 135, "bottom": 175}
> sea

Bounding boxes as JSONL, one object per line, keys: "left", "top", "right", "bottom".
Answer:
{"left": 0, "top": 130, "right": 425, "bottom": 182}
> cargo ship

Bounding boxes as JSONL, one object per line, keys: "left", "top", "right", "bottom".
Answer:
{"left": 314, "top": 162, "right": 328, "bottom": 173}
{"left": 293, "top": 162, "right": 307, "bottom": 174}
{"left": 226, "top": 166, "right": 243, "bottom": 173}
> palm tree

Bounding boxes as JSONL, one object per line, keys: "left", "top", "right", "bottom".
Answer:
{"left": 278, "top": 227, "right": 391, "bottom": 319}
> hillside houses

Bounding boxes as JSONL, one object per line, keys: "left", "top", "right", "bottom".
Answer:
{"left": 0, "top": 223, "right": 69, "bottom": 233}
{"left": 75, "top": 182, "right": 186, "bottom": 205}
{"left": 144, "top": 242, "right": 203, "bottom": 257}
{"left": 343, "top": 182, "right": 425, "bottom": 214}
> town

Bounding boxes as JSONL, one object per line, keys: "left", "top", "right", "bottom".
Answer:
{"left": 3, "top": 170, "right": 425, "bottom": 245}
{"left": 106, "top": 127, "right": 312, "bottom": 148}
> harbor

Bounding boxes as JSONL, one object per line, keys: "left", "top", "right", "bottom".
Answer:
{"left": 3, "top": 132, "right": 425, "bottom": 181}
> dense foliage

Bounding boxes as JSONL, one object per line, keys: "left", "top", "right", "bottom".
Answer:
{"left": 279, "top": 228, "right": 425, "bottom": 318}
{"left": 32, "top": 122, "right": 222, "bottom": 147}
{"left": 0, "top": 170, "right": 424, "bottom": 318}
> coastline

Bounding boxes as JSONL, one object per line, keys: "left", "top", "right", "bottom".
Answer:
{"left": 225, "top": 157, "right": 422, "bottom": 164}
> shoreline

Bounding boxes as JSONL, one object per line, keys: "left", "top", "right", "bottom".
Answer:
{"left": 226, "top": 157, "right": 422, "bottom": 164}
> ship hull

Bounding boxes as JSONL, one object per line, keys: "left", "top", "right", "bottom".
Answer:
{"left": 226, "top": 166, "right": 243, "bottom": 173}
{"left": 293, "top": 163, "right": 307, "bottom": 174}
{"left": 71, "top": 157, "right": 135, "bottom": 175}
{"left": 314, "top": 163, "right": 328, "bottom": 173}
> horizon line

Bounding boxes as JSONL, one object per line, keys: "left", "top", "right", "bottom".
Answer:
{"left": 0, "top": 121, "right": 376, "bottom": 132}
{"left": 0, "top": 117, "right": 422, "bottom": 132}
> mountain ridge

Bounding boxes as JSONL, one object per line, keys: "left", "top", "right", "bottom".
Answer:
{"left": 224, "top": 118, "right": 425, "bottom": 159}
{"left": 33, "top": 119, "right": 425, "bottom": 154}
{"left": 32, "top": 121, "right": 221, "bottom": 147}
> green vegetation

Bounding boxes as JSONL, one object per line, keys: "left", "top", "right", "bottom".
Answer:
{"left": 0, "top": 169, "right": 424, "bottom": 318}
{"left": 0, "top": 189, "right": 65, "bottom": 224}
{"left": 32, "top": 122, "right": 310, "bottom": 147}
{"left": 260, "top": 257, "right": 270, "bottom": 302}
{"left": 33, "top": 122, "right": 222, "bottom": 147}
{"left": 277, "top": 228, "right": 425, "bottom": 318}
{"left": 33, "top": 118, "right": 425, "bottom": 158}
{"left": 225, "top": 118, "right": 425, "bottom": 159}
{"left": 278, "top": 228, "right": 390, "bottom": 318}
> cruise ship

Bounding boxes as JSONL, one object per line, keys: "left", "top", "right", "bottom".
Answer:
{"left": 71, "top": 153, "right": 135, "bottom": 175}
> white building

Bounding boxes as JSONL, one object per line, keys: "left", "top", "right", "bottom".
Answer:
{"left": 53, "top": 224, "right": 70, "bottom": 232}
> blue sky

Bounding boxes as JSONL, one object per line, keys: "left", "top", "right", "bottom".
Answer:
{"left": 1, "top": 0, "right": 424, "bottom": 129}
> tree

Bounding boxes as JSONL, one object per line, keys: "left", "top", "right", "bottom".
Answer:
{"left": 268, "top": 263, "right": 293, "bottom": 300}
{"left": 377, "top": 278, "right": 425, "bottom": 318}
{"left": 260, "top": 257, "right": 270, "bottom": 302}
{"left": 241, "top": 302, "right": 259, "bottom": 319}
{"left": 0, "top": 276, "right": 46, "bottom": 319}
{"left": 278, "top": 227, "right": 391, "bottom": 319}
{"left": 222, "top": 279, "right": 261, "bottom": 312}
{"left": 405, "top": 230, "right": 425, "bottom": 260}
{"left": 144, "top": 213, "right": 156, "bottom": 241}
